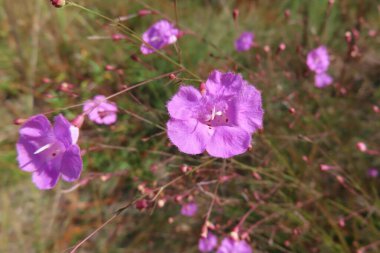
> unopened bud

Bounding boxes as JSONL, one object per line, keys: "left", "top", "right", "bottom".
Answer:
{"left": 169, "top": 73, "right": 176, "bottom": 80}
{"left": 157, "top": 199, "right": 166, "bottom": 208}
{"left": 368, "top": 29, "right": 377, "bottom": 37}
{"left": 71, "top": 114, "right": 85, "bottom": 129}
{"left": 130, "top": 54, "right": 140, "bottom": 62}
{"left": 105, "top": 65, "right": 116, "bottom": 71}
{"left": 112, "top": 33, "right": 126, "bottom": 41}
{"left": 320, "top": 164, "right": 334, "bottom": 171}
{"left": 336, "top": 175, "right": 345, "bottom": 184}
{"left": 338, "top": 217, "right": 345, "bottom": 228}
{"left": 345, "top": 31, "right": 352, "bottom": 43}
{"left": 14, "top": 118, "right": 27, "bottom": 125}
{"left": 372, "top": 105, "right": 380, "bottom": 113}
{"left": 263, "top": 45, "right": 271, "bottom": 53}
{"left": 230, "top": 230, "right": 239, "bottom": 241}
{"left": 200, "top": 82, "right": 206, "bottom": 95}
{"left": 232, "top": 9, "right": 239, "bottom": 21}
{"left": 135, "top": 199, "right": 149, "bottom": 210}
{"left": 284, "top": 9, "right": 291, "bottom": 19}
{"left": 356, "top": 142, "right": 367, "bottom": 152}
{"left": 252, "top": 171, "right": 261, "bottom": 180}
{"left": 278, "top": 43, "right": 286, "bottom": 51}
{"left": 50, "top": 0, "right": 66, "bottom": 8}
{"left": 180, "top": 164, "right": 189, "bottom": 173}
{"left": 42, "top": 77, "right": 52, "bottom": 84}
{"left": 289, "top": 107, "right": 296, "bottom": 114}
{"left": 138, "top": 9, "right": 154, "bottom": 16}
{"left": 59, "top": 82, "right": 74, "bottom": 93}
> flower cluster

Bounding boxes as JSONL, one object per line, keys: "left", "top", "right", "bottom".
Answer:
{"left": 167, "top": 70, "right": 263, "bottom": 158}
{"left": 306, "top": 46, "right": 333, "bottom": 88}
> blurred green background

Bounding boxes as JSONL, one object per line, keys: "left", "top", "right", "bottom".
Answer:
{"left": 1, "top": 0, "right": 380, "bottom": 252}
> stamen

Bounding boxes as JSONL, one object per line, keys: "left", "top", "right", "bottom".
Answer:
{"left": 211, "top": 107, "right": 216, "bottom": 121}
{"left": 34, "top": 143, "right": 53, "bottom": 154}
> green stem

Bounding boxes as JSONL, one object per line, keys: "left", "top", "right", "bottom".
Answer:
{"left": 66, "top": 1, "right": 201, "bottom": 80}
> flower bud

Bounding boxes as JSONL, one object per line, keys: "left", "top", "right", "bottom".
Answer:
{"left": 50, "top": 0, "right": 66, "bottom": 8}
{"left": 232, "top": 9, "right": 239, "bottom": 21}
{"left": 200, "top": 82, "right": 206, "bottom": 95}
{"left": 135, "top": 199, "right": 149, "bottom": 210}
{"left": 356, "top": 142, "right": 367, "bottom": 152}
{"left": 14, "top": 118, "right": 27, "bottom": 125}
{"left": 71, "top": 114, "right": 85, "bottom": 129}
{"left": 112, "top": 33, "right": 126, "bottom": 41}
{"left": 138, "top": 9, "right": 155, "bottom": 16}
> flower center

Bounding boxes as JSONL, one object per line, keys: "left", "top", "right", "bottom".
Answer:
{"left": 34, "top": 141, "right": 65, "bottom": 160}
{"left": 201, "top": 101, "right": 230, "bottom": 127}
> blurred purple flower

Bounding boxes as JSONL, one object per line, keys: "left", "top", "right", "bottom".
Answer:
{"left": 83, "top": 95, "right": 118, "bottom": 125}
{"left": 16, "top": 114, "right": 82, "bottom": 190}
{"left": 235, "top": 32, "right": 254, "bottom": 52}
{"left": 368, "top": 168, "right": 379, "bottom": 178}
{"left": 199, "top": 232, "right": 218, "bottom": 252}
{"left": 140, "top": 19, "right": 180, "bottom": 55}
{"left": 314, "top": 72, "right": 333, "bottom": 88}
{"left": 167, "top": 70, "right": 263, "bottom": 158}
{"left": 181, "top": 202, "right": 198, "bottom": 217}
{"left": 307, "top": 46, "right": 330, "bottom": 74}
{"left": 217, "top": 237, "right": 252, "bottom": 253}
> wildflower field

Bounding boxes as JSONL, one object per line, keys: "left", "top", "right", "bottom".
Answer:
{"left": 1, "top": 0, "right": 380, "bottom": 252}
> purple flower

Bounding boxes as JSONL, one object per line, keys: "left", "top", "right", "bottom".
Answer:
{"left": 167, "top": 70, "right": 263, "bottom": 158}
{"left": 199, "top": 232, "right": 218, "bottom": 252}
{"left": 16, "top": 114, "right": 82, "bottom": 190}
{"left": 307, "top": 45, "right": 330, "bottom": 74}
{"left": 140, "top": 19, "right": 180, "bottom": 55}
{"left": 181, "top": 202, "right": 198, "bottom": 217}
{"left": 314, "top": 72, "right": 333, "bottom": 88}
{"left": 235, "top": 32, "right": 254, "bottom": 52}
{"left": 217, "top": 237, "right": 252, "bottom": 253}
{"left": 83, "top": 95, "right": 118, "bottom": 125}
{"left": 368, "top": 168, "right": 379, "bottom": 178}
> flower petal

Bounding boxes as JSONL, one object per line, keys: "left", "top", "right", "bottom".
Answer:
{"left": 205, "top": 70, "right": 243, "bottom": 97}
{"left": 19, "top": 114, "right": 52, "bottom": 139}
{"left": 16, "top": 114, "right": 52, "bottom": 172}
{"left": 217, "top": 238, "right": 234, "bottom": 253}
{"left": 234, "top": 240, "right": 252, "bottom": 253}
{"left": 69, "top": 126, "right": 79, "bottom": 144}
{"left": 16, "top": 139, "right": 44, "bottom": 172}
{"left": 199, "top": 232, "right": 218, "bottom": 253}
{"left": 167, "top": 85, "right": 201, "bottom": 120}
{"left": 32, "top": 162, "right": 60, "bottom": 190}
{"left": 167, "top": 118, "right": 210, "bottom": 155}
{"left": 206, "top": 126, "right": 251, "bottom": 158}
{"left": 231, "top": 83, "right": 264, "bottom": 133}
{"left": 315, "top": 72, "right": 333, "bottom": 88}
{"left": 60, "top": 145, "right": 83, "bottom": 182}
{"left": 53, "top": 114, "right": 73, "bottom": 147}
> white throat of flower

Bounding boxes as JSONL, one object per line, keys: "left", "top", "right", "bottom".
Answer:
{"left": 34, "top": 143, "right": 53, "bottom": 155}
